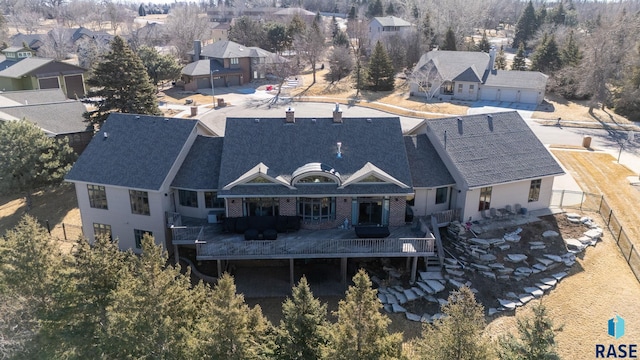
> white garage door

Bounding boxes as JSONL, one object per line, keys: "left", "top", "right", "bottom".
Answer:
{"left": 519, "top": 90, "right": 539, "bottom": 104}
{"left": 479, "top": 87, "right": 498, "bottom": 101}
{"left": 499, "top": 89, "right": 518, "bottom": 102}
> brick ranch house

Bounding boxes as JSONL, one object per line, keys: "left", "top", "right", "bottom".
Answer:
{"left": 65, "top": 107, "right": 563, "bottom": 283}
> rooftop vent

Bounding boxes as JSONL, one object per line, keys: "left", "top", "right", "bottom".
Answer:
{"left": 255, "top": 118, "right": 260, "bottom": 123}
{"left": 103, "top": 132, "right": 109, "bottom": 139}
{"left": 312, "top": 118, "right": 316, "bottom": 123}
{"left": 457, "top": 117, "right": 463, "bottom": 134}
{"left": 285, "top": 107, "right": 295, "bottom": 123}
{"left": 366, "top": 118, "right": 372, "bottom": 123}
{"left": 333, "top": 103, "right": 342, "bottom": 123}
{"left": 135, "top": 115, "right": 140, "bottom": 119}
{"left": 487, "top": 115, "right": 493, "bottom": 131}
{"left": 336, "top": 142, "right": 343, "bottom": 159}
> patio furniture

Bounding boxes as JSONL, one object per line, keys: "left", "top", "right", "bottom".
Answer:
{"left": 481, "top": 209, "right": 491, "bottom": 220}
{"left": 244, "top": 229, "right": 260, "bottom": 240}
{"left": 505, "top": 204, "right": 515, "bottom": 216}
{"left": 355, "top": 226, "right": 390, "bottom": 238}
{"left": 490, "top": 208, "right": 502, "bottom": 220}
{"left": 514, "top": 203, "right": 522, "bottom": 215}
{"left": 263, "top": 229, "right": 278, "bottom": 240}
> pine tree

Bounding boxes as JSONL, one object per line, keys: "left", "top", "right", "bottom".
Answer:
{"left": 200, "top": 273, "right": 274, "bottom": 359}
{"left": 0, "top": 120, "right": 75, "bottom": 210}
{"left": 561, "top": 31, "right": 582, "bottom": 67}
{"left": 498, "top": 302, "right": 561, "bottom": 360}
{"left": 495, "top": 45, "right": 507, "bottom": 70}
{"left": 441, "top": 27, "right": 457, "bottom": 51}
{"left": 385, "top": 2, "right": 395, "bottom": 16}
{"left": 367, "top": 0, "right": 384, "bottom": 18}
{"left": 367, "top": 41, "right": 395, "bottom": 91}
{"left": 414, "top": 286, "right": 491, "bottom": 360}
{"left": 422, "top": 11, "right": 435, "bottom": 49}
{"left": 530, "top": 33, "right": 561, "bottom": 73}
{"left": 478, "top": 31, "right": 491, "bottom": 52}
{"left": 512, "top": 0, "right": 537, "bottom": 49}
{"left": 83, "top": 36, "right": 161, "bottom": 128}
{"left": 512, "top": 42, "right": 527, "bottom": 70}
{"left": 137, "top": 46, "right": 182, "bottom": 87}
{"left": 275, "top": 277, "right": 329, "bottom": 360}
{"left": 328, "top": 269, "right": 403, "bottom": 360}
{"left": 348, "top": 5, "right": 356, "bottom": 20}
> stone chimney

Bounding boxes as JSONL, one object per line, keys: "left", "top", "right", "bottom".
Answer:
{"left": 193, "top": 40, "right": 201, "bottom": 63}
{"left": 285, "top": 107, "right": 295, "bottom": 123}
{"left": 333, "top": 103, "right": 343, "bottom": 123}
{"left": 487, "top": 46, "right": 497, "bottom": 71}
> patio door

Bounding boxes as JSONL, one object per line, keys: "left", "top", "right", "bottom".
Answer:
{"left": 357, "top": 198, "right": 384, "bottom": 225}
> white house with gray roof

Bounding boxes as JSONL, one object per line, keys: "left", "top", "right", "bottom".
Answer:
{"left": 66, "top": 108, "right": 562, "bottom": 265}
{"left": 369, "top": 16, "right": 412, "bottom": 45}
{"left": 411, "top": 48, "right": 548, "bottom": 104}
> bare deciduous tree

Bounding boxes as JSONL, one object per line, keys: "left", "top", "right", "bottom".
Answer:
{"left": 346, "top": 18, "right": 368, "bottom": 97}
{"left": 38, "top": 26, "right": 72, "bottom": 60}
{"left": 164, "top": 4, "right": 210, "bottom": 62}
{"left": 410, "top": 60, "right": 442, "bottom": 100}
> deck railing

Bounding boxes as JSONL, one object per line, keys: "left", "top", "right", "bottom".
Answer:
{"left": 166, "top": 212, "right": 182, "bottom": 227}
{"left": 172, "top": 226, "right": 204, "bottom": 245}
{"left": 433, "top": 208, "right": 461, "bottom": 225}
{"left": 196, "top": 237, "right": 435, "bottom": 260}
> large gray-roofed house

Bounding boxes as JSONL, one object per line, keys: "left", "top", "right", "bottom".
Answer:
{"left": 66, "top": 114, "right": 200, "bottom": 191}
{"left": 411, "top": 49, "right": 548, "bottom": 104}
{"left": 0, "top": 88, "right": 67, "bottom": 105}
{"left": 172, "top": 136, "right": 224, "bottom": 190}
{"left": 0, "top": 57, "right": 87, "bottom": 99}
{"left": 425, "top": 111, "right": 564, "bottom": 189}
{"left": 217, "top": 116, "right": 414, "bottom": 197}
{"left": 0, "top": 101, "right": 89, "bottom": 136}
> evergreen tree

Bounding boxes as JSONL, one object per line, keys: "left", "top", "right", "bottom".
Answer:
{"left": 0, "top": 120, "right": 75, "bottom": 210}
{"left": 422, "top": 11, "right": 435, "bottom": 49}
{"left": 495, "top": 45, "right": 507, "bottom": 70}
{"left": 530, "top": 33, "right": 561, "bottom": 73}
{"left": 411, "top": 3, "right": 419, "bottom": 20}
{"left": 512, "top": 0, "right": 537, "bottom": 49}
{"left": 367, "top": 41, "right": 395, "bottom": 91}
{"left": 348, "top": 5, "right": 356, "bottom": 20}
{"left": 328, "top": 269, "right": 403, "bottom": 360}
{"left": 498, "top": 303, "right": 561, "bottom": 360}
{"left": 288, "top": 14, "right": 307, "bottom": 39}
{"left": 385, "top": 2, "right": 395, "bottom": 16}
{"left": 551, "top": 2, "right": 566, "bottom": 25}
{"left": 334, "top": 30, "right": 349, "bottom": 47}
{"left": 138, "top": 3, "right": 146, "bottom": 16}
{"left": 478, "top": 32, "right": 491, "bottom": 52}
{"left": 561, "top": 31, "right": 582, "bottom": 67}
{"left": 267, "top": 22, "right": 292, "bottom": 54}
{"left": 367, "top": 0, "right": 384, "bottom": 18}
{"left": 200, "top": 273, "right": 274, "bottom": 359}
{"left": 101, "top": 235, "right": 205, "bottom": 359}
{"left": 137, "top": 46, "right": 182, "bottom": 87}
{"left": 331, "top": 15, "right": 340, "bottom": 38}
{"left": 83, "top": 36, "right": 161, "bottom": 128}
{"left": 512, "top": 42, "right": 527, "bottom": 70}
{"left": 441, "top": 27, "right": 457, "bottom": 51}
{"left": 275, "top": 277, "right": 329, "bottom": 360}
{"left": 414, "top": 286, "right": 491, "bottom": 360}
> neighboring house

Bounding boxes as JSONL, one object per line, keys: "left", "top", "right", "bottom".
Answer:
{"left": 133, "top": 22, "right": 169, "bottom": 47}
{"left": 66, "top": 107, "right": 563, "bottom": 259}
{"left": 0, "top": 46, "right": 36, "bottom": 70}
{"left": 369, "top": 16, "right": 412, "bottom": 45}
{"left": 0, "top": 57, "right": 86, "bottom": 98}
{"left": 408, "top": 111, "right": 564, "bottom": 220}
{"left": 10, "top": 33, "right": 46, "bottom": 52}
{"left": 273, "top": 7, "right": 316, "bottom": 22}
{"left": 207, "top": 6, "right": 277, "bottom": 23}
{"left": 411, "top": 48, "right": 548, "bottom": 104}
{"left": 181, "top": 40, "right": 279, "bottom": 91}
{"left": 210, "top": 22, "right": 230, "bottom": 42}
{"left": 0, "top": 88, "right": 93, "bottom": 153}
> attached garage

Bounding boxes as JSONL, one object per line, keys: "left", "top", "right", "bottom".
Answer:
{"left": 196, "top": 77, "right": 210, "bottom": 89}
{"left": 38, "top": 76, "right": 60, "bottom": 90}
{"left": 498, "top": 89, "right": 518, "bottom": 102}
{"left": 63, "top": 74, "right": 85, "bottom": 99}
{"left": 225, "top": 75, "right": 241, "bottom": 87}
{"left": 479, "top": 87, "right": 498, "bottom": 101}
{"left": 519, "top": 90, "right": 540, "bottom": 104}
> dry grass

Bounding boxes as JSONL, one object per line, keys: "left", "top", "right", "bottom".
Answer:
{"left": 534, "top": 92, "right": 638, "bottom": 126}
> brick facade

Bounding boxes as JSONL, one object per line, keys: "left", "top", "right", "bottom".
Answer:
{"left": 389, "top": 196, "right": 406, "bottom": 226}
{"left": 301, "top": 196, "right": 352, "bottom": 230}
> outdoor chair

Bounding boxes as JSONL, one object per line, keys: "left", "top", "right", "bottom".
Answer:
{"left": 514, "top": 203, "right": 522, "bottom": 216}
{"left": 481, "top": 209, "right": 491, "bottom": 221}
{"left": 490, "top": 208, "right": 503, "bottom": 220}
{"left": 504, "top": 205, "right": 514, "bottom": 218}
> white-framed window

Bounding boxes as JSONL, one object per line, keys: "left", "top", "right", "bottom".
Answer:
{"left": 134, "top": 229, "right": 152, "bottom": 249}
{"left": 478, "top": 186, "right": 492, "bottom": 211}
{"left": 93, "top": 223, "right": 112, "bottom": 241}
{"left": 129, "top": 190, "right": 150, "bottom": 215}
{"left": 298, "top": 197, "right": 336, "bottom": 221}
{"left": 435, "top": 187, "right": 448, "bottom": 205}
{"left": 528, "top": 179, "right": 542, "bottom": 202}
{"left": 87, "top": 184, "right": 108, "bottom": 209}
{"left": 469, "top": 85, "right": 475, "bottom": 94}
{"left": 179, "top": 189, "right": 198, "bottom": 207}
{"left": 457, "top": 83, "right": 463, "bottom": 93}
{"left": 230, "top": 57, "right": 239, "bottom": 65}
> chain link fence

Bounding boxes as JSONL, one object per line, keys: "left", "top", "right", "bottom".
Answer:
{"left": 550, "top": 189, "right": 639, "bottom": 283}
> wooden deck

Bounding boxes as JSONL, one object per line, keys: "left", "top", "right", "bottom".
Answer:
{"left": 171, "top": 222, "right": 435, "bottom": 261}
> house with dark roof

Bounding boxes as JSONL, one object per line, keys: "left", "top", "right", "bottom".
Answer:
{"left": 0, "top": 88, "right": 93, "bottom": 153}
{"left": 0, "top": 57, "right": 86, "bottom": 98}
{"left": 65, "top": 108, "right": 563, "bottom": 283}
{"left": 411, "top": 48, "right": 548, "bottom": 104}
{"left": 369, "top": 16, "right": 413, "bottom": 45}
{"left": 181, "top": 40, "right": 279, "bottom": 91}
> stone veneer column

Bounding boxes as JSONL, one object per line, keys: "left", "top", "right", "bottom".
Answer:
{"left": 389, "top": 196, "right": 406, "bottom": 226}
{"left": 226, "top": 198, "right": 243, "bottom": 217}
{"left": 279, "top": 197, "right": 296, "bottom": 216}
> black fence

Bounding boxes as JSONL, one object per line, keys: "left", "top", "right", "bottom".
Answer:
{"left": 550, "top": 190, "right": 640, "bottom": 283}
{"left": 43, "top": 220, "right": 83, "bottom": 242}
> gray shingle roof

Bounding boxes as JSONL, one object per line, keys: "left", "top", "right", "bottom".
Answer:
{"left": 0, "top": 57, "right": 52, "bottom": 78}
{"left": 404, "top": 135, "right": 455, "bottom": 188}
{"left": 66, "top": 114, "right": 198, "bottom": 190}
{"left": 198, "top": 40, "right": 252, "bottom": 59}
{"left": 181, "top": 59, "right": 239, "bottom": 76}
{"left": 0, "top": 101, "right": 89, "bottom": 135}
{"left": 483, "top": 69, "right": 548, "bottom": 89}
{"left": 172, "top": 136, "right": 223, "bottom": 190}
{"left": 218, "top": 116, "right": 414, "bottom": 196}
{"left": 425, "top": 111, "right": 564, "bottom": 188}
{"left": 415, "top": 51, "right": 488, "bottom": 81}
{"left": 373, "top": 16, "right": 412, "bottom": 27}
{"left": 0, "top": 88, "right": 67, "bottom": 105}
{"left": 453, "top": 66, "right": 482, "bottom": 83}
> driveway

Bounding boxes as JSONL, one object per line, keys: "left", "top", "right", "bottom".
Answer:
{"left": 467, "top": 100, "right": 536, "bottom": 119}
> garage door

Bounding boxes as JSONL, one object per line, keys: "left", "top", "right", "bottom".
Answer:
{"left": 519, "top": 90, "right": 539, "bottom": 104}
{"left": 63, "top": 74, "right": 85, "bottom": 99}
{"left": 499, "top": 89, "right": 518, "bottom": 102}
{"left": 479, "top": 87, "right": 498, "bottom": 101}
{"left": 226, "top": 75, "right": 240, "bottom": 87}
{"left": 196, "top": 77, "right": 210, "bottom": 89}
{"left": 39, "top": 77, "right": 60, "bottom": 89}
